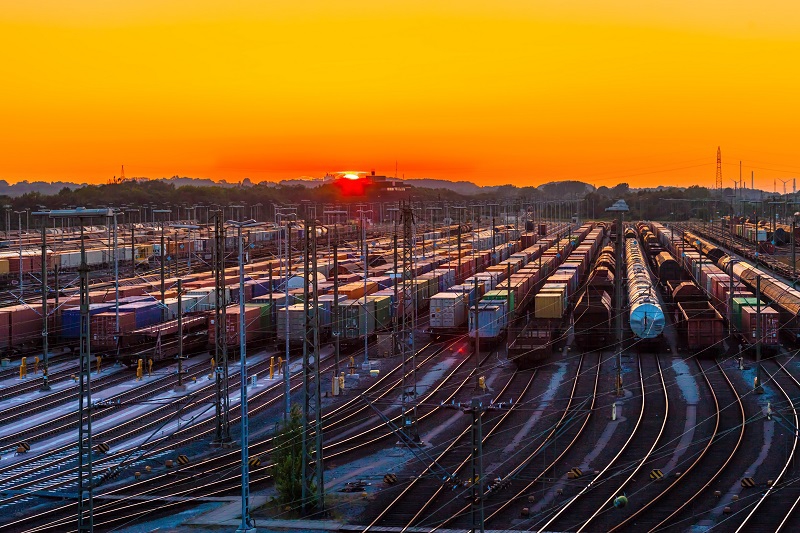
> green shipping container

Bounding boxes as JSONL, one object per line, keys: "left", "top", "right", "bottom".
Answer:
{"left": 366, "top": 295, "right": 392, "bottom": 329}
{"left": 335, "top": 299, "right": 376, "bottom": 339}
{"left": 246, "top": 302, "right": 273, "bottom": 335}
{"left": 483, "top": 289, "right": 514, "bottom": 312}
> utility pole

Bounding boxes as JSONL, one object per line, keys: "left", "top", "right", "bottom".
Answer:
{"left": 441, "top": 399, "right": 511, "bottom": 533}
{"left": 400, "top": 202, "right": 419, "bottom": 442}
{"left": 755, "top": 275, "right": 764, "bottom": 394}
{"left": 333, "top": 242, "right": 340, "bottom": 375}
{"left": 230, "top": 219, "right": 261, "bottom": 533}
{"left": 213, "top": 212, "right": 231, "bottom": 444}
{"left": 47, "top": 208, "right": 112, "bottom": 533}
{"left": 301, "top": 219, "right": 324, "bottom": 515}
{"left": 36, "top": 211, "right": 51, "bottom": 391}
{"left": 474, "top": 275, "right": 480, "bottom": 389}
{"left": 606, "top": 200, "right": 629, "bottom": 397}
{"left": 794, "top": 212, "right": 800, "bottom": 288}
{"left": 175, "top": 279, "right": 186, "bottom": 392}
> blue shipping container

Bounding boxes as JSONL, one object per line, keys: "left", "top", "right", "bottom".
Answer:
{"left": 119, "top": 301, "right": 162, "bottom": 329}
{"left": 61, "top": 303, "right": 114, "bottom": 338}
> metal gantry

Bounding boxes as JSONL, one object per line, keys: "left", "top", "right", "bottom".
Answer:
{"left": 212, "top": 212, "right": 231, "bottom": 444}
{"left": 606, "top": 199, "right": 629, "bottom": 397}
{"left": 46, "top": 208, "right": 112, "bottom": 533}
{"left": 400, "top": 202, "right": 419, "bottom": 442}
{"left": 229, "top": 219, "right": 262, "bottom": 533}
{"left": 301, "top": 219, "right": 324, "bottom": 515}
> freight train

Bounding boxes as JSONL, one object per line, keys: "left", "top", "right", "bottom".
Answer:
{"left": 502, "top": 223, "right": 605, "bottom": 368}
{"left": 652, "top": 223, "right": 780, "bottom": 353}
{"left": 624, "top": 231, "right": 665, "bottom": 341}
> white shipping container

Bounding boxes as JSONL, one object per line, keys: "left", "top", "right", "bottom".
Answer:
{"left": 468, "top": 301, "right": 507, "bottom": 340}
{"left": 430, "top": 293, "right": 467, "bottom": 329}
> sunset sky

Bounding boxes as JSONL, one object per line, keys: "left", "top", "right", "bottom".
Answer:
{"left": 2, "top": 1, "right": 799, "bottom": 189}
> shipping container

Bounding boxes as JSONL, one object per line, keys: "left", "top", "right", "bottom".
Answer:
{"left": 740, "top": 306, "right": 780, "bottom": 346}
{"left": 118, "top": 301, "right": 162, "bottom": 329}
{"left": 209, "top": 305, "right": 264, "bottom": 347}
{"left": 91, "top": 312, "right": 137, "bottom": 350}
{"left": 61, "top": 303, "right": 114, "bottom": 338}
{"left": 469, "top": 301, "right": 507, "bottom": 342}
{"left": 429, "top": 292, "right": 468, "bottom": 329}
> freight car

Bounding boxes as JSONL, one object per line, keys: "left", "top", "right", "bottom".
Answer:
{"left": 508, "top": 223, "right": 604, "bottom": 368}
{"left": 653, "top": 222, "right": 782, "bottom": 351}
{"left": 114, "top": 314, "right": 209, "bottom": 367}
{"left": 625, "top": 236, "right": 665, "bottom": 341}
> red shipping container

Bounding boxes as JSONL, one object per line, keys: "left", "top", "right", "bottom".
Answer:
{"left": 741, "top": 306, "right": 780, "bottom": 345}
{"left": 7, "top": 305, "right": 42, "bottom": 347}
{"left": 209, "top": 305, "right": 263, "bottom": 346}
{"left": 119, "top": 285, "right": 147, "bottom": 298}
{"left": 91, "top": 312, "right": 137, "bottom": 350}
{"left": 0, "top": 310, "right": 10, "bottom": 351}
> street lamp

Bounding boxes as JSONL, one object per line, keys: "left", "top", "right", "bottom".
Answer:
{"left": 606, "top": 199, "right": 629, "bottom": 398}
{"left": 228, "top": 219, "right": 262, "bottom": 533}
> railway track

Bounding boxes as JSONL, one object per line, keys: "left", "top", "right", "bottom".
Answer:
{"left": 531, "top": 353, "right": 663, "bottom": 532}
{"left": 362, "top": 359, "right": 528, "bottom": 529}
{"left": 2, "top": 340, "right": 449, "bottom": 530}
{"left": 732, "top": 357, "right": 800, "bottom": 533}
{"left": 424, "top": 349, "right": 602, "bottom": 531}
{"left": 616, "top": 357, "right": 745, "bottom": 532}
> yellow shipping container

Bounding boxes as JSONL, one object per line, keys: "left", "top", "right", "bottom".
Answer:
{"left": 0, "top": 258, "right": 8, "bottom": 275}
{"left": 535, "top": 290, "right": 565, "bottom": 319}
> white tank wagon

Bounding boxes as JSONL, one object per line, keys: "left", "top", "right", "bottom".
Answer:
{"left": 625, "top": 236, "right": 665, "bottom": 339}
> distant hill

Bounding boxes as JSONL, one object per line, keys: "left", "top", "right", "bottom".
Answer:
{"left": 0, "top": 180, "right": 86, "bottom": 197}
{"left": 403, "top": 178, "right": 495, "bottom": 195}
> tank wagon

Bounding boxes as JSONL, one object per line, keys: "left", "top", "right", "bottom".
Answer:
{"left": 625, "top": 236, "right": 665, "bottom": 341}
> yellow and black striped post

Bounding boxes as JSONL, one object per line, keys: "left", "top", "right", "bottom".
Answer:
{"left": 568, "top": 468, "right": 583, "bottom": 479}
{"left": 177, "top": 454, "right": 189, "bottom": 466}
{"left": 650, "top": 469, "right": 664, "bottom": 481}
{"left": 95, "top": 442, "right": 110, "bottom": 454}
{"left": 383, "top": 473, "right": 398, "bottom": 485}
{"left": 741, "top": 477, "right": 756, "bottom": 488}
{"left": 248, "top": 457, "right": 261, "bottom": 468}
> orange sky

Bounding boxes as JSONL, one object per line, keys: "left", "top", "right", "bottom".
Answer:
{"left": 2, "top": 1, "right": 800, "bottom": 189}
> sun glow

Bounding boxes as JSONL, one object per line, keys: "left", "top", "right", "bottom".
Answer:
{"left": 343, "top": 173, "right": 361, "bottom": 180}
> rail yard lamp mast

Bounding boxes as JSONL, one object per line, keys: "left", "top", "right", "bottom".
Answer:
{"left": 606, "top": 199, "right": 629, "bottom": 398}
{"left": 47, "top": 208, "right": 113, "bottom": 533}
{"left": 276, "top": 209, "right": 297, "bottom": 419}
{"left": 32, "top": 210, "right": 51, "bottom": 391}
{"left": 357, "top": 208, "right": 373, "bottom": 369}
{"left": 228, "top": 219, "right": 262, "bottom": 533}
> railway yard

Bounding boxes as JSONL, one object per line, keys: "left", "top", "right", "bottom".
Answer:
{"left": 3, "top": 206, "right": 800, "bottom": 533}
